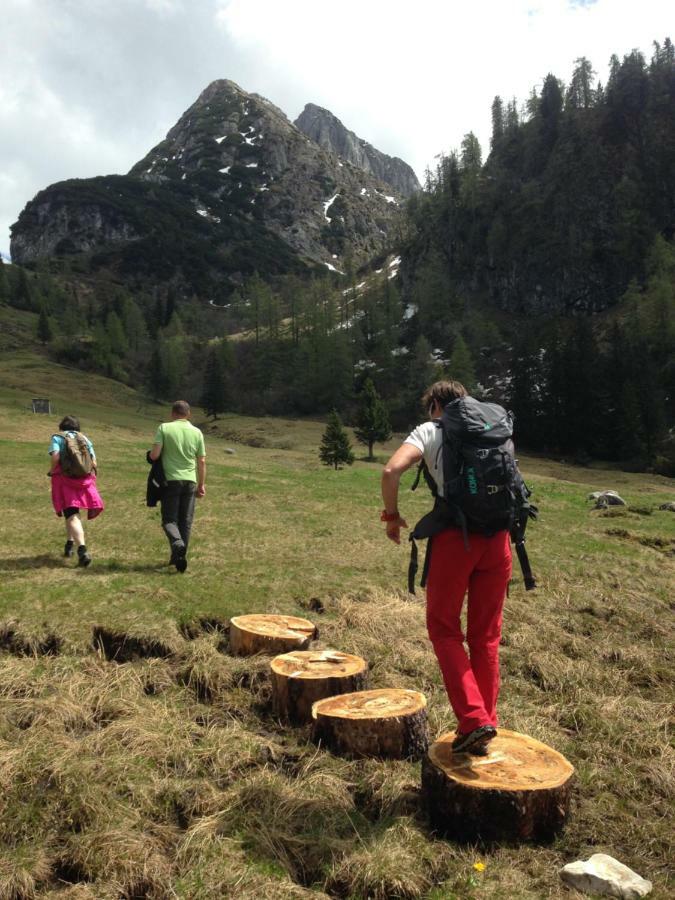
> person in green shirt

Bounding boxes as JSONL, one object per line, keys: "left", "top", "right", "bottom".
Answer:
{"left": 149, "top": 400, "right": 206, "bottom": 572}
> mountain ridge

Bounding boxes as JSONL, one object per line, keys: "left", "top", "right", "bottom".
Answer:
{"left": 10, "top": 79, "right": 413, "bottom": 294}
{"left": 294, "top": 102, "right": 420, "bottom": 198}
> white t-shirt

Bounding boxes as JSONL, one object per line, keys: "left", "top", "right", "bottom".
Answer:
{"left": 404, "top": 421, "right": 445, "bottom": 496}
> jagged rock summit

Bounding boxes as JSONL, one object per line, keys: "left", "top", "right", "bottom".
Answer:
{"left": 295, "top": 103, "right": 420, "bottom": 198}
{"left": 11, "top": 80, "right": 412, "bottom": 294}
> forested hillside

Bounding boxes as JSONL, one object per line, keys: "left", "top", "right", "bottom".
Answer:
{"left": 402, "top": 40, "right": 675, "bottom": 470}
{"left": 2, "top": 40, "right": 673, "bottom": 473}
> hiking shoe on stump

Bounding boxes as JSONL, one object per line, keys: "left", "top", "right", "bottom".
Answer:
{"left": 451, "top": 725, "right": 497, "bottom": 755}
{"left": 64, "top": 540, "right": 74, "bottom": 558}
{"left": 77, "top": 546, "right": 92, "bottom": 568}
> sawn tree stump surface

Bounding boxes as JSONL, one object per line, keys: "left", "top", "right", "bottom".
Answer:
{"left": 271, "top": 649, "right": 368, "bottom": 724}
{"left": 422, "top": 729, "right": 575, "bottom": 842}
{"left": 312, "top": 688, "right": 428, "bottom": 759}
{"left": 229, "top": 614, "right": 317, "bottom": 656}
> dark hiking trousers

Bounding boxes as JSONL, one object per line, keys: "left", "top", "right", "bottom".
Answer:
{"left": 161, "top": 480, "right": 196, "bottom": 554}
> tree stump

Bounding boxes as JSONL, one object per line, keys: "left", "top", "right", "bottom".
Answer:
{"left": 229, "top": 614, "right": 317, "bottom": 656}
{"left": 270, "top": 649, "right": 368, "bottom": 725}
{"left": 312, "top": 688, "right": 428, "bottom": 759}
{"left": 422, "top": 729, "right": 575, "bottom": 842}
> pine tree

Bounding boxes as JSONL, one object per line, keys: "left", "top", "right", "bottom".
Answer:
{"left": 447, "top": 335, "right": 476, "bottom": 392}
{"left": 354, "top": 378, "right": 392, "bottom": 459}
{"left": 567, "top": 57, "right": 597, "bottom": 109}
{"left": 106, "top": 311, "right": 128, "bottom": 356}
{"left": 0, "top": 257, "right": 6, "bottom": 304}
{"left": 16, "top": 267, "right": 32, "bottom": 310}
{"left": 319, "top": 410, "right": 354, "bottom": 470}
{"left": 491, "top": 96, "right": 504, "bottom": 148}
{"left": 201, "top": 344, "right": 229, "bottom": 419}
{"left": 37, "top": 307, "right": 53, "bottom": 345}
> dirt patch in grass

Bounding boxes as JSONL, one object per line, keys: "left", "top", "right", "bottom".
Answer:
{"left": 178, "top": 616, "right": 229, "bottom": 641}
{"left": 92, "top": 626, "right": 183, "bottom": 662}
{"left": 605, "top": 527, "right": 675, "bottom": 555}
{"left": 0, "top": 620, "right": 63, "bottom": 657}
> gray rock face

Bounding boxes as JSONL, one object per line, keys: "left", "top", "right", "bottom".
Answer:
{"left": 294, "top": 103, "right": 420, "bottom": 198}
{"left": 11, "top": 80, "right": 405, "bottom": 276}
{"left": 560, "top": 854, "right": 652, "bottom": 899}
{"left": 10, "top": 192, "right": 139, "bottom": 261}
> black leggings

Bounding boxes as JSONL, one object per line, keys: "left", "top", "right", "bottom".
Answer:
{"left": 64, "top": 507, "right": 80, "bottom": 519}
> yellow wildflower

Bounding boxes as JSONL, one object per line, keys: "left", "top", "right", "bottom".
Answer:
{"left": 473, "top": 861, "right": 486, "bottom": 872}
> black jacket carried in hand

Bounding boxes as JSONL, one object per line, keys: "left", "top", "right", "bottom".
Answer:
{"left": 146, "top": 451, "right": 167, "bottom": 507}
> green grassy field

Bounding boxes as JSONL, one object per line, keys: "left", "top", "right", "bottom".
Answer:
{"left": 0, "top": 348, "right": 673, "bottom": 899}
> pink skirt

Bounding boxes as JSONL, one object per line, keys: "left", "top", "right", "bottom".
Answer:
{"left": 51, "top": 467, "right": 104, "bottom": 520}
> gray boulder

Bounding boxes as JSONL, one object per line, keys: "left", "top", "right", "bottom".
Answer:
{"left": 560, "top": 854, "right": 652, "bottom": 899}
{"left": 589, "top": 490, "right": 626, "bottom": 509}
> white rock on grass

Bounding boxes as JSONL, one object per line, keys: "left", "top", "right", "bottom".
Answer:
{"left": 560, "top": 854, "right": 652, "bottom": 899}
{"left": 588, "top": 490, "right": 627, "bottom": 508}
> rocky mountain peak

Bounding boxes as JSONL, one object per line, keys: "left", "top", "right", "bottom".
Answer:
{"left": 294, "top": 103, "right": 420, "bottom": 198}
{"left": 11, "top": 80, "right": 413, "bottom": 292}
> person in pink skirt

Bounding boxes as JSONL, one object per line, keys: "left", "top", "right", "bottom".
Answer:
{"left": 48, "top": 415, "right": 104, "bottom": 566}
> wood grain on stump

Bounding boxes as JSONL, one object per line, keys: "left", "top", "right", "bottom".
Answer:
{"left": 422, "top": 729, "right": 575, "bottom": 843}
{"left": 271, "top": 649, "right": 368, "bottom": 725}
{"left": 312, "top": 688, "right": 428, "bottom": 759}
{"left": 229, "top": 614, "right": 317, "bottom": 656}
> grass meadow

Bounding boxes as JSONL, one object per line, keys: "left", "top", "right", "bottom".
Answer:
{"left": 0, "top": 348, "right": 673, "bottom": 899}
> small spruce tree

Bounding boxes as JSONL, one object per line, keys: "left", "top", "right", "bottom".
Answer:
{"left": 447, "top": 335, "right": 476, "bottom": 392}
{"left": 201, "top": 344, "right": 229, "bottom": 419}
{"left": 319, "top": 410, "right": 354, "bottom": 470}
{"left": 354, "top": 378, "right": 392, "bottom": 460}
{"left": 37, "top": 306, "right": 53, "bottom": 345}
{"left": 0, "top": 257, "right": 6, "bottom": 304}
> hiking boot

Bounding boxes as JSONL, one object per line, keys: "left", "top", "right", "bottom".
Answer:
{"left": 451, "top": 725, "right": 497, "bottom": 755}
{"left": 64, "top": 540, "right": 74, "bottom": 558}
{"left": 77, "top": 545, "right": 92, "bottom": 568}
{"left": 170, "top": 543, "right": 187, "bottom": 573}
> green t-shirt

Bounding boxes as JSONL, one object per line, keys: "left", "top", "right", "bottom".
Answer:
{"left": 153, "top": 420, "right": 206, "bottom": 482}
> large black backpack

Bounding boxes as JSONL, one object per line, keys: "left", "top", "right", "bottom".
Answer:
{"left": 408, "top": 396, "right": 537, "bottom": 593}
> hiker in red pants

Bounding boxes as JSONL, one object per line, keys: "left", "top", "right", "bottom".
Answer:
{"left": 381, "top": 380, "right": 514, "bottom": 755}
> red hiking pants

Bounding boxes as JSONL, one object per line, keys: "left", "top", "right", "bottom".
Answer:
{"left": 426, "top": 528, "right": 512, "bottom": 734}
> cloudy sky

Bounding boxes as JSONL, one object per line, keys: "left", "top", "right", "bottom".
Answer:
{"left": 1, "top": 0, "right": 671, "bottom": 257}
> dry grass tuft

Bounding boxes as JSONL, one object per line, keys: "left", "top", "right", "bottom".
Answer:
{"left": 0, "top": 847, "right": 51, "bottom": 900}
{"left": 327, "top": 819, "right": 451, "bottom": 900}
{"left": 174, "top": 831, "right": 330, "bottom": 899}
{"left": 219, "top": 764, "right": 360, "bottom": 884}
{"left": 63, "top": 827, "right": 174, "bottom": 898}
{"left": 352, "top": 759, "right": 422, "bottom": 820}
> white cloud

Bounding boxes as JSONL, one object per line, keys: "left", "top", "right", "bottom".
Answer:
{"left": 0, "top": 0, "right": 671, "bottom": 256}
{"left": 214, "top": 0, "right": 670, "bottom": 177}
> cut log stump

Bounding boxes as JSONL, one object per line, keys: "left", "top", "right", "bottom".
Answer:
{"left": 229, "top": 614, "right": 317, "bottom": 656}
{"left": 271, "top": 649, "right": 368, "bottom": 725}
{"left": 422, "top": 729, "right": 575, "bottom": 843}
{"left": 312, "top": 688, "right": 428, "bottom": 759}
